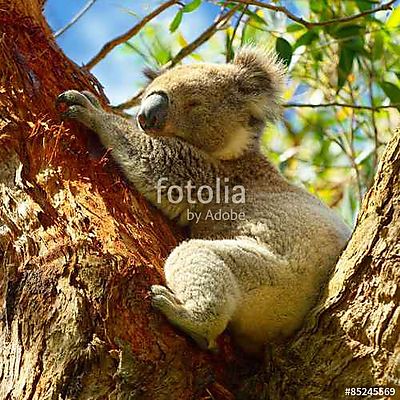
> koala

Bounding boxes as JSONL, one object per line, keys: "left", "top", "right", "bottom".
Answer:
{"left": 57, "top": 46, "right": 350, "bottom": 354}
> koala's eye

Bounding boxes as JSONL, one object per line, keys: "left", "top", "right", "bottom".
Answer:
{"left": 146, "top": 91, "right": 169, "bottom": 103}
{"left": 184, "top": 100, "right": 202, "bottom": 109}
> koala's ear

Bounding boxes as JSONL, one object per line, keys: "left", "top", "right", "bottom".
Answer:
{"left": 233, "top": 46, "right": 287, "bottom": 120}
{"left": 143, "top": 66, "right": 164, "bottom": 81}
{"left": 233, "top": 46, "right": 286, "bottom": 95}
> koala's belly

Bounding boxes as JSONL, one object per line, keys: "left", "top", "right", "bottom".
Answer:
{"left": 229, "top": 280, "right": 318, "bottom": 352}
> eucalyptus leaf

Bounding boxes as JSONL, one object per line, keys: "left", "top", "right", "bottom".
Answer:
{"left": 293, "top": 30, "right": 319, "bottom": 50}
{"left": 310, "top": 0, "right": 324, "bottom": 13}
{"left": 276, "top": 37, "right": 292, "bottom": 66}
{"left": 386, "top": 5, "right": 400, "bottom": 29}
{"left": 372, "top": 31, "right": 384, "bottom": 60}
{"left": 329, "top": 24, "right": 363, "bottom": 39}
{"left": 355, "top": 0, "right": 376, "bottom": 11}
{"left": 169, "top": 10, "right": 183, "bottom": 33}
{"left": 380, "top": 81, "right": 400, "bottom": 109}
{"left": 183, "top": 0, "right": 201, "bottom": 13}
{"left": 287, "top": 23, "right": 304, "bottom": 33}
{"left": 337, "top": 46, "right": 355, "bottom": 90}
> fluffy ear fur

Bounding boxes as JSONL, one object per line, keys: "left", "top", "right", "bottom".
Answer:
{"left": 143, "top": 66, "right": 164, "bottom": 81}
{"left": 233, "top": 46, "right": 287, "bottom": 120}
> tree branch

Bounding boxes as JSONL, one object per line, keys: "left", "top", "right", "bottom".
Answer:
{"left": 284, "top": 102, "right": 400, "bottom": 111}
{"left": 231, "top": 0, "right": 396, "bottom": 29}
{"left": 165, "top": 5, "right": 240, "bottom": 68}
{"left": 55, "top": 0, "right": 97, "bottom": 38}
{"left": 112, "top": 5, "right": 240, "bottom": 111}
{"left": 84, "top": 0, "right": 180, "bottom": 70}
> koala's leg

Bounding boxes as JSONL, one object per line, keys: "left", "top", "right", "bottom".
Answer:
{"left": 151, "top": 237, "right": 284, "bottom": 351}
{"left": 151, "top": 239, "right": 242, "bottom": 351}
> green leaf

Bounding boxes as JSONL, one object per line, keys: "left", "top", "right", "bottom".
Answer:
{"left": 183, "top": 0, "right": 201, "bottom": 13}
{"left": 380, "top": 81, "right": 400, "bottom": 108}
{"left": 311, "top": 48, "right": 323, "bottom": 62}
{"left": 287, "top": 23, "right": 304, "bottom": 33}
{"left": 329, "top": 24, "right": 363, "bottom": 39}
{"left": 275, "top": 37, "right": 292, "bottom": 66}
{"left": 310, "top": 0, "right": 324, "bottom": 13}
{"left": 245, "top": 9, "right": 268, "bottom": 26}
{"left": 293, "top": 30, "right": 319, "bottom": 49}
{"left": 337, "top": 46, "right": 355, "bottom": 90}
{"left": 355, "top": 0, "right": 377, "bottom": 11}
{"left": 346, "top": 37, "right": 368, "bottom": 58}
{"left": 372, "top": 31, "right": 384, "bottom": 60}
{"left": 169, "top": 10, "right": 183, "bottom": 32}
{"left": 386, "top": 5, "right": 400, "bottom": 29}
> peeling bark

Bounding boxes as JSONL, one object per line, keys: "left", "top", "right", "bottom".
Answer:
{"left": 0, "top": 1, "right": 399, "bottom": 400}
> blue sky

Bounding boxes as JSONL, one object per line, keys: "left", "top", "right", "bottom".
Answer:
{"left": 44, "top": 1, "right": 308, "bottom": 105}
{"left": 44, "top": 1, "right": 397, "bottom": 106}
{"left": 45, "top": 1, "right": 221, "bottom": 104}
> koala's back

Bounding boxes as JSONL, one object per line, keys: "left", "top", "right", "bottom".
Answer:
{"left": 190, "top": 152, "right": 350, "bottom": 257}
{"left": 189, "top": 154, "right": 350, "bottom": 352}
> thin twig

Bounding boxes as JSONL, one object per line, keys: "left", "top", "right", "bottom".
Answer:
{"left": 284, "top": 102, "right": 399, "bottom": 111}
{"left": 113, "top": 5, "right": 240, "bottom": 111}
{"left": 55, "top": 0, "right": 97, "bottom": 38}
{"left": 226, "top": 5, "right": 248, "bottom": 62}
{"left": 231, "top": 0, "right": 396, "bottom": 29}
{"left": 85, "top": 0, "right": 180, "bottom": 70}
{"left": 165, "top": 5, "right": 240, "bottom": 68}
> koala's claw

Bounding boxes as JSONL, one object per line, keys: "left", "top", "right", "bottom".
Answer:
{"left": 150, "top": 284, "right": 217, "bottom": 352}
{"left": 150, "top": 284, "right": 168, "bottom": 296}
{"left": 57, "top": 90, "right": 101, "bottom": 125}
{"left": 82, "top": 91, "right": 102, "bottom": 109}
{"left": 150, "top": 285, "right": 180, "bottom": 305}
{"left": 56, "top": 90, "right": 93, "bottom": 109}
{"left": 60, "top": 104, "right": 86, "bottom": 120}
{"left": 151, "top": 294, "right": 166, "bottom": 310}
{"left": 151, "top": 293, "right": 176, "bottom": 312}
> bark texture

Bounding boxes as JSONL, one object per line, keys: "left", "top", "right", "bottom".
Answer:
{"left": 0, "top": 1, "right": 399, "bottom": 400}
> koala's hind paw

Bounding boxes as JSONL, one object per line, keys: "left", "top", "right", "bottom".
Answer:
{"left": 150, "top": 285, "right": 180, "bottom": 305}
{"left": 150, "top": 284, "right": 217, "bottom": 352}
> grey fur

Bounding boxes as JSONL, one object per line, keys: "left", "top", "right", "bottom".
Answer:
{"left": 57, "top": 46, "right": 350, "bottom": 354}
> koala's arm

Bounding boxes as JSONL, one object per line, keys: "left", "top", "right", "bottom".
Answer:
{"left": 57, "top": 90, "right": 219, "bottom": 219}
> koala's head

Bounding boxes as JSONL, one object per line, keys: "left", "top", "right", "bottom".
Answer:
{"left": 137, "top": 46, "right": 286, "bottom": 160}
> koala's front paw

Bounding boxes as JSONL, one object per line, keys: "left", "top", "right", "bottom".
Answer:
{"left": 56, "top": 90, "right": 100, "bottom": 126}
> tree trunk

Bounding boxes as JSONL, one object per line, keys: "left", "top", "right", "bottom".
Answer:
{"left": 0, "top": 2, "right": 399, "bottom": 400}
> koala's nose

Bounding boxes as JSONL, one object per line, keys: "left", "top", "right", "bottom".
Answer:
{"left": 137, "top": 93, "right": 169, "bottom": 131}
